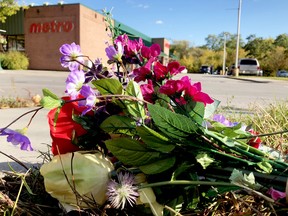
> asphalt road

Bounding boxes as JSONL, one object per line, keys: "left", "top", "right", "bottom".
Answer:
{"left": 0, "top": 70, "right": 287, "bottom": 172}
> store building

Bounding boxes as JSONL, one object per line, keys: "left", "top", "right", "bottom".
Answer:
{"left": 0, "top": 3, "right": 170, "bottom": 71}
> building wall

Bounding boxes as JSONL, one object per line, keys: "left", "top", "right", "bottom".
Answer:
{"left": 8, "top": 4, "right": 169, "bottom": 70}
{"left": 152, "top": 38, "right": 170, "bottom": 65}
{"left": 25, "top": 4, "right": 80, "bottom": 70}
{"left": 78, "top": 5, "right": 110, "bottom": 68}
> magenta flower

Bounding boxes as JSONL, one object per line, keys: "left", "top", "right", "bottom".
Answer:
{"left": 106, "top": 172, "right": 139, "bottom": 210}
{"left": 0, "top": 128, "right": 33, "bottom": 151}
{"left": 133, "top": 57, "right": 152, "bottom": 82}
{"left": 59, "top": 42, "right": 84, "bottom": 71}
{"left": 159, "top": 79, "right": 185, "bottom": 96}
{"left": 167, "top": 61, "right": 186, "bottom": 76}
{"left": 267, "top": 187, "right": 286, "bottom": 201}
{"left": 141, "top": 43, "right": 161, "bottom": 59}
{"left": 125, "top": 37, "right": 143, "bottom": 56}
{"left": 159, "top": 76, "right": 213, "bottom": 106}
{"left": 114, "top": 34, "right": 129, "bottom": 47}
{"left": 140, "top": 80, "right": 155, "bottom": 103}
{"left": 154, "top": 61, "right": 186, "bottom": 81}
{"left": 65, "top": 70, "right": 85, "bottom": 99}
{"left": 181, "top": 76, "right": 214, "bottom": 106}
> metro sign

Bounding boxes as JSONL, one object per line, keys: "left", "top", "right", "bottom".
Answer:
{"left": 29, "top": 20, "right": 74, "bottom": 33}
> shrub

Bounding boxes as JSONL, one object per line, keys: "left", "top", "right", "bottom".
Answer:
{"left": 1, "top": 51, "right": 29, "bottom": 70}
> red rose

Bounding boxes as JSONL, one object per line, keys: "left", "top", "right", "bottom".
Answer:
{"left": 247, "top": 129, "right": 262, "bottom": 149}
{"left": 48, "top": 97, "right": 88, "bottom": 155}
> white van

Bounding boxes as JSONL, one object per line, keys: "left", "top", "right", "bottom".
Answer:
{"left": 238, "top": 58, "right": 262, "bottom": 76}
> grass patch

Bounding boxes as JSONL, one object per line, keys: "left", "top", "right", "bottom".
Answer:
{"left": 218, "top": 100, "right": 288, "bottom": 153}
{"left": 0, "top": 95, "right": 41, "bottom": 109}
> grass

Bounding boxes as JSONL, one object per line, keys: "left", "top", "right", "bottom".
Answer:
{"left": 0, "top": 95, "right": 41, "bottom": 109}
{"left": 218, "top": 100, "right": 288, "bottom": 154}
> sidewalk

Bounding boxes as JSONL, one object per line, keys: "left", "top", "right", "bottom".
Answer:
{"left": 0, "top": 107, "right": 51, "bottom": 172}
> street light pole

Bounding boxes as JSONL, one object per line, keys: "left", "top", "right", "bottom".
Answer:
{"left": 234, "top": 0, "right": 242, "bottom": 77}
{"left": 222, "top": 33, "right": 227, "bottom": 75}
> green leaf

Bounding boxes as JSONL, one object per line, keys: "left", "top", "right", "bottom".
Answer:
{"left": 100, "top": 115, "right": 136, "bottom": 136}
{"left": 204, "top": 129, "right": 236, "bottom": 147}
{"left": 187, "top": 101, "right": 205, "bottom": 126}
{"left": 196, "top": 152, "right": 214, "bottom": 169}
{"left": 148, "top": 104, "right": 198, "bottom": 139}
{"left": 136, "top": 125, "right": 175, "bottom": 153}
{"left": 211, "top": 122, "right": 250, "bottom": 139}
{"left": 105, "top": 137, "right": 161, "bottom": 166}
{"left": 256, "top": 160, "right": 273, "bottom": 173}
{"left": 204, "top": 99, "right": 221, "bottom": 119}
{"left": 92, "top": 78, "right": 123, "bottom": 95}
{"left": 124, "top": 81, "right": 146, "bottom": 119}
{"left": 40, "top": 96, "right": 62, "bottom": 109}
{"left": 42, "top": 88, "right": 59, "bottom": 100}
{"left": 139, "top": 157, "right": 176, "bottom": 174}
{"left": 171, "top": 162, "right": 194, "bottom": 181}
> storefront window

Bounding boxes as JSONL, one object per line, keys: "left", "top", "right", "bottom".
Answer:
{"left": 4, "top": 35, "right": 25, "bottom": 52}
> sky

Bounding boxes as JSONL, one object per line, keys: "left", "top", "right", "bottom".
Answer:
{"left": 20, "top": 0, "right": 288, "bottom": 46}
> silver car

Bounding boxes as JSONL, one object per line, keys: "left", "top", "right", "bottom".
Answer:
{"left": 276, "top": 70, "right": 288, "bottom": 77}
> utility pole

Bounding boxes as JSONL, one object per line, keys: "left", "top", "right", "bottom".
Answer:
{"left": 222, "top": 33, "right": 227, "bottom": 75}
{"left": 234, "top": 0, "right": 242, "bottom": 77}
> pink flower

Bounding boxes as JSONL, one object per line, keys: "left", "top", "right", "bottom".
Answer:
{"left": 153, "top": 62, "right": 167, "bottom": 81}
{"left": 167, "top": 61, "right": 186, "bottom": 76}
{"left": 133, "top": 66, "right": 152, "bottom": 83}
{"left": 125, "top": 37, "right": 143, "bottom": 56}
{"left": 114, "top": 34, "right": 129, "bottom": 46}
{"left": 141, "top": 43, "right": 161, "bottom": 59}
{"left": 159, "top": 76, "right": 213, "bottom": 106}
{"left": 182, "top": 76, "right": 214, "bottom": 106}
{"left": 267, "top": 187, "right": 286, "bottom": 201}
{"left": 140, "top": 80, "right": 155, "bottom": 103}
{"left": 154, "top": 61, "right": 186, "bottom": 81}
{"left": 159, "top": 79, "right": 185, "bottom": 96}
{"left": 133, "top": 58, "right": 154, "bottom": 83}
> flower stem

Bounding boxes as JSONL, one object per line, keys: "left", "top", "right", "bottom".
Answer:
{"left": 139, "top": 180, "right": 237, "bottom": 189}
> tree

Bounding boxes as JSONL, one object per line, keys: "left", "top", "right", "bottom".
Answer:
{"left": 170, "top": 40, "right": 191, "bottom": 60}
{"left": 244, "top": 34, "right": 275, "bottom": 60}
{"left": 264, "top": 47, "right": 288, "bottom": 75}
{"left": 0, "top": 0, "right": 20, "bottom": 23}
{"left": 204, "top": 34, "right": 222, "bottom": 51}
{"left": 274, "top": 33, "right": 288, "bottom": 48}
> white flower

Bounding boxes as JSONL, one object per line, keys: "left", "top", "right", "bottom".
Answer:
{"left": 106, "top": 172, "right": 139, "bottom": 209}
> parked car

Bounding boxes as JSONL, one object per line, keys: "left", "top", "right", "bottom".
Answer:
{"left": 200, "top": 65, "right": 211, "bottom": 74}
{"left": 276, "top": 70, "right": 288, "bottom": 77}
{"left": 238, "top": 58, "right": 262, "bottom": 76}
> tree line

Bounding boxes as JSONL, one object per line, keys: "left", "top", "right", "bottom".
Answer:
{"left": 170, "top": 32, "right": 288, "bottom": 76}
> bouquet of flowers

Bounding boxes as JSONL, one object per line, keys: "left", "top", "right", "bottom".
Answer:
{"left": 1, "top": 10, "right": 288, "bottom": 215}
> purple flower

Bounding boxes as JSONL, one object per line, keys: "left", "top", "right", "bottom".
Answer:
{"left": 0, "top": 128, "right": 33, "bottom": 151}
{"left": 105, "top": 42, "right": 123, "bottom": 62}
{"left": 106, "top": 172, "right": 139, "bottom": 209}
{"left": 213, "top": 114, "right": 238, "bottom": 127}
{"left": 79, "top": 85, "right": 99, "bottom": 115}
{"left": 59, "top": 42, "right": 84, "bottom": 71}
{"left": 65, "top": 70, "right": 85, "bottom": 99}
